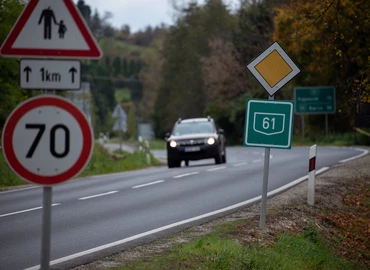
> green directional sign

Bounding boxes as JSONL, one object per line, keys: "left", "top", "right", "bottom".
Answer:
{"left": 294, "top": 86, "right": 336, "bottom": 114}
{"left": 244, "top": 99, "right": 294, "bottom": 149}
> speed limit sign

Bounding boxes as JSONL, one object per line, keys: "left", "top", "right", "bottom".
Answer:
{"left": 2, "top": 95, "right": 94, "bottom": 185}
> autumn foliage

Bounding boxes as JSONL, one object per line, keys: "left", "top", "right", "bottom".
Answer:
{"left": 319, "top": 178, "right": 370, "bottom": 265}
{"left": 274, "top": 0, "right": 370, "bottom": 113}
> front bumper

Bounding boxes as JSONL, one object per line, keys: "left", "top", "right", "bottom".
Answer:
{"left": 167, "top": 143, "right": 219, "bottom": 161}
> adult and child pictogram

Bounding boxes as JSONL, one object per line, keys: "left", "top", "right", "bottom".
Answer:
{"left": 38, "top": 6, "right": 67, "bottom": 40}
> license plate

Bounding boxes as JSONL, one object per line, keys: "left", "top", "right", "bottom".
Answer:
{"left": 184, "top": 146, "right": 200, "bottom": 152}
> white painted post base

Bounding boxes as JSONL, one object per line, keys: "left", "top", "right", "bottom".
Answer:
{"left": 308, "top": 144, "right": 317, "bottom": 206}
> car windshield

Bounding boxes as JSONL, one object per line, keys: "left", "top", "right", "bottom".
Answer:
{"left": 172, "top": 122, "right": 214, "bottom": 135}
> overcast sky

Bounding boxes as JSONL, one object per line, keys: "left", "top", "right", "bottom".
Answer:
{"left": 81, "top": 0, "right": 239, "bottom": 33}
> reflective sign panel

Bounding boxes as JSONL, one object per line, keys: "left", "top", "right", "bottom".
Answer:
{"left": 247, "top": 42, "right": 300, "bottom": 96}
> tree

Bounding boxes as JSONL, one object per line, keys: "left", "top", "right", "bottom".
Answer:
{"left": 76, "top": 0, "right": 91, "bottom": 23}
{"left": 233, "top": 0, "right": 275, "bottom": 94}
{"left": 122, "top": 57, "right": 129, "bottom": 77}
{"left": 126, "top": 103, "right": 137, "bottom": 139}
{"left": 116, "top": 24, "right": 131, "bottom": 41}
{"left": 274, "top": 0, "right": 370, "bottom": 131}
{"left": 201, "top": 39, "right": 251, "bottom": 143}
{"left": 88, "top": 10, "right": 114, "bottom": 39}
{"left": 154, "top": 0, "right": 236, "bottom": 134}
{"left": 138, "top": 39, "right": 165, "bottom": 120}
{"left": 112, "top": 56, "right": 121, "bottom": 76}
{"left": 82, "top": 62, "right": 116, "bottom": 135}
{"left": 129, "top": 59, "right": 136, "bottom": 78}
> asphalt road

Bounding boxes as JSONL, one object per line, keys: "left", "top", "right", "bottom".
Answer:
{"left": 0, "top": 146, "right": 367, "bottom": 270}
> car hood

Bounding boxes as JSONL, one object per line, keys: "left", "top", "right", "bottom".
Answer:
{"left": 168, "top": 133, "right": 217, "bottom": 141}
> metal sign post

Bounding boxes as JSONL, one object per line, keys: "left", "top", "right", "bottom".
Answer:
{"left": 246, "top": 41, "right": 300, "bottom": 230}
{"left": 260, "top": 96, "right": 273, "bottom": 229}
{"left": 112, "top": 104, "right": 128, "bottom": 151}
{"left": 41, "top": 90, "right": 53, "bottom": 270}
{"left": 41, "top": 186, "right": 52, "bottom": 270}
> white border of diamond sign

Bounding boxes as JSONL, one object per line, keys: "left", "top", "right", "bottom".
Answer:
{"left": 247, "top": 42, "right": 300, "bottom": 96}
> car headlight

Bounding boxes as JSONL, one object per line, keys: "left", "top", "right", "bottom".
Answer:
{"left": 169, "top": 140, "right": 177, "bottom": 147}
{"left": 207, "top": 137, "right": 215, "bottom": 145}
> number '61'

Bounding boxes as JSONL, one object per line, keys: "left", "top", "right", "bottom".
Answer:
{"left": 262, "top": 117, "right": 276, "bottom": 130}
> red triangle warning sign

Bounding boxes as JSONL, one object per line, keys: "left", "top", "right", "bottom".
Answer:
{"left": 0, "top": 0, "right": 102, "bottom": 59}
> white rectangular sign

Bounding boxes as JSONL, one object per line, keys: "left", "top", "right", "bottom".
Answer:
{"left": 20, "top": 59, "right": 81, "bottom": 89}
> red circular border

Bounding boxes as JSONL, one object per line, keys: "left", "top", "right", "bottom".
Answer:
{"left": 2, "top": 96, "right": 93, "bottom": 185}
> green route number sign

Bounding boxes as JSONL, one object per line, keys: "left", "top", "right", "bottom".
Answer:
{"left": 244, "top": 99, "right": 294, "bottom": 149}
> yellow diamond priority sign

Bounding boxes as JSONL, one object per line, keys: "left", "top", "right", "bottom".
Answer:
{"left": 247, "top": 42, "right": 300, "bottom": 96}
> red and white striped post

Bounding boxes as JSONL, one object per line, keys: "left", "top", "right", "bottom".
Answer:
{"left": 308, "top": 144, "right": 317, "bottom": 206}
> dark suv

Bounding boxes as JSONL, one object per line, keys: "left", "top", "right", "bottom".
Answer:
{"left": 165, "top": 116, "right": 226, "bottom": 168}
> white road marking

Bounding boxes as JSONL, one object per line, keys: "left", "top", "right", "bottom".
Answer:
{"left": 207, "top": 167, "right": 226, "bottom": 172}
{"left": 339, "top": 148, "right": 369, "bottom": 163}
{"left": 233, "top": 162, "right": 249, "bottom": 167}
{"left": 173, "top": 172, "right": 199, "bottom": 179}
{"left": 0, "top": 203, "right": 61, "bottom": 218}
{"left": 252, "top": 159, "right": 262, "bottom": 163}
{"left": 132, "top": 180, "right": 164, "bottom": 189}
{"left": 78, "top": 191, "right": 118, "bottom": 201}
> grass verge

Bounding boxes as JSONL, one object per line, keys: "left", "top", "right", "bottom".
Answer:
{"left": 113, "top": 226, "right": 356, "bottom": 270}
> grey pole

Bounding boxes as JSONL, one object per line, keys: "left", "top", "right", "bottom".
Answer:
{"left": 260, "top": 95, "right": 274, "bottom": 230}
{"left": 301, "top": 115, "right": 305, "bottom": 143}
{"left": 118, "top": 105, "right": 122, "bottom": 151}
{"left": 41, "top": 186, "right": 53, "bottom": 270}
{"left": 40, "top": 89, "right": 55, "bottom": 269}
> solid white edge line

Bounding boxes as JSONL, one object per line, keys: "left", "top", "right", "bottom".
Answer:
{"left": 78, "top": 191, "right": 118, "bottom": 201}
{"left": 0, "top": 203, "right": 61, "bottom": 218}
{"left": 173, "top": 172, "right": 199, "bottom": 179}
{"left": 207, "top": 167, "right": 226, "bottom": 172}
{"left": 24, "top": 167, "right": 331, "bottom": 270}
{"left": 339, "top": 148, "right": 369, "bottom": 163}
{"left": 132, "top": 180, "right": 164, "bottom": 189}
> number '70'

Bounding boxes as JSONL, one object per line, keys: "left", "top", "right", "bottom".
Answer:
{"left": 25, "top": 124, "right": 70, "bottom": 158}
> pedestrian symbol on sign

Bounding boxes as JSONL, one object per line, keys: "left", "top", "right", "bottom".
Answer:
{"left": 38, "top": 6, "right": 67, "bottom": 40}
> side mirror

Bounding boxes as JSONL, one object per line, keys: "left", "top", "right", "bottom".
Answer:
{"left": 218, "top": 129, "right": 224, "bottom": 134}
{"left": 164, "top": 132, "right": 171, "bottom": 140}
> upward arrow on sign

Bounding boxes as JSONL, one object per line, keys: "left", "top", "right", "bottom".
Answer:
{"left": 0, "top": 0, "right": 102, "bottom": 59}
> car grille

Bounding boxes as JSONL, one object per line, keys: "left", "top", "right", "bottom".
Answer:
{"left": 177, "top": 139, "right": 206, "bottom": 146}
